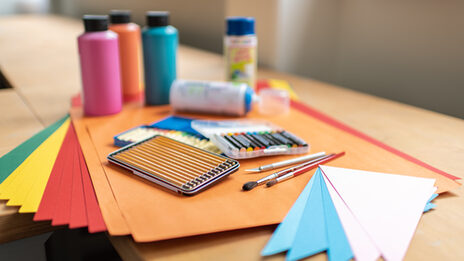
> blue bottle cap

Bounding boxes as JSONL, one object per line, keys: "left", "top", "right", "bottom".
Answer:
{"left": 244, "top": 86, "right": 254, "bottom": 113}
{"left": 226, "top": 17, "right": 255, "bottom": 36}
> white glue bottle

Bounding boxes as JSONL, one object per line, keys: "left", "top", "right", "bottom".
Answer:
{"left": 170, "top": 79, "right": 289, "bottom": 116}
{"left": 224, "top": 17, "right": 257, "bottom": 88}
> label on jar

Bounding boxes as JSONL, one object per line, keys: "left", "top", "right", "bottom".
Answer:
{"left": 224, "top": 36, "right": 257, "bottom": 88}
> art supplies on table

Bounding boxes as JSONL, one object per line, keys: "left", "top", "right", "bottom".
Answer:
{"left": 78, "top": 15, "right": 122, "bottom": 116}
{"left": 109, "top": 10, "right": 143, "bottom": 102}
{"left": 191, "top": 119, "right": 309, "bottom": 159}
{"left": 225, "top": 17, "right": 257, "bottom": 88}
{"left": 170, "top": 79, "right": 289, "bottom": 116}
{"left": 69, "top": 95, "right": 460, "bottom": 243}
{"left": 113, "top": 125, "right": 221, "bottom": 154}
{"left": 142, "top": 11, "right": 177, "bottom": 105}
{"left": 108, "top": 135, "right": 239, "bottom": 195}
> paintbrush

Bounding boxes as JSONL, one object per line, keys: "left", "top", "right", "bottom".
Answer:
{"left": 242, "top": 154, "right": 333, "bottom": 191}
{"left": 245, "top": 152, "right": 326, "bottom": 172}
{"left": 266, "top": 152, "right": 345, "bottom": 187}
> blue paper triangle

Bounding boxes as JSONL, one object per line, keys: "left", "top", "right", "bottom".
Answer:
{"left": 263, "top": 168, "right": 354, "bottom": 261}
{"left": 428, "top": 193, "right": 438, "bottom": 202}
{"left": 320, "top": 171, "right": 354, "bottom": 261}
{"left": 261, "top": 172, "right": 316, "bottom": 256}
{"left": 423, "top": 193, "right": 438, "bottom": 212}
{"left": 287, "top": 170, "right": 328, "bottom": 261}
{"left": 423, "top": 203, "right": 436, "bottom": 212}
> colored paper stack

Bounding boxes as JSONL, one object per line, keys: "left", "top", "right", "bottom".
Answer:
{"left": 0, "top": 116, "right": 106, "bottom": 233}
{"left": 262, "top": 166, "right": 439, "bottom": 261}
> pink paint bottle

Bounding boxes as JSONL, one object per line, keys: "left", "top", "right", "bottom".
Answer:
{"left": 78, "top": 15, "right": 122, "bottom": 116}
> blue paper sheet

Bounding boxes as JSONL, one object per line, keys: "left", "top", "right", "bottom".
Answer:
{"left": 320, "top": 171, "right": 353, "bottom": 261}
{"left": 262, "top": 168, "right": 353, "bottom": 261}
{"left": 150, "top": 116, "right": 204, "bottom": 138}
{"left": 261, "top": 172, "right": 315, "bottom": 256}
{"left": 423, "top": 193, "right": 438, "bottom": 212}
{"left": 287, "top": 171, "right": 328, "bottom": 261}
{"left": 423, "top": 203, "right": 436, "bottom": 212}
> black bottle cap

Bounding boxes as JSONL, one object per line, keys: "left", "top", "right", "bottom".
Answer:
{"left": 109, "top": 10, "right": 131, "bottom": 24}
{"left": 83, "top": 15, "right": 108, "bottom": 32}
{"left": 146, "top": 11, "right": 169, "bottom": 27}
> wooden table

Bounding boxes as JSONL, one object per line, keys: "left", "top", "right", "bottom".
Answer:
{"left": 0, "top": 15, "right": 463, "bottom": 260}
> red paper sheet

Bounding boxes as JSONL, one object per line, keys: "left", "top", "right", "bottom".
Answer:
{"left": 27, "top": 114, "right": 105, "bottom": 232}
{"left": 51, "top": 130, "right": 76, "bottom": 226}
{"left": 33, "top": 124, "right": 72, "bottom": 221}
{"left": 69, "top": 125, "right": 88, "bottom": 229}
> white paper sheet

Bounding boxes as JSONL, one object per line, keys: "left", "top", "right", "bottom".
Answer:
{"left": 322, "top": 172, "right": 382, "bottom": 261}
{"left": 320, "top": 165, "right": 436, "bottom": 261}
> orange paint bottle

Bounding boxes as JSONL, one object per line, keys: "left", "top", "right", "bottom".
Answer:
{"left": 109, "top": 10, "right": 143, "bottom": 102}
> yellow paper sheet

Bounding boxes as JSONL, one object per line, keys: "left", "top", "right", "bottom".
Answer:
{"left": 0, "top": 119, "right": 69, "bottom": 210}
{"left": 20, "top": 119, "right": 70, "bottom": 212}
{"left": 268, "top": 79, "right": 300, "bottom": 101}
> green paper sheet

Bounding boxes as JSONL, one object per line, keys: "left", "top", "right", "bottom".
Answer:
{"left": 0, "top": 115, "right": 68, "bottom": 183}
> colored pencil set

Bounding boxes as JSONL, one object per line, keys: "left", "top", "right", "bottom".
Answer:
{"left": 108, "top": 135, "right": 239, "bottom": 195}
{"left": 114, "top": 126, "right": 221, "bottom": 154}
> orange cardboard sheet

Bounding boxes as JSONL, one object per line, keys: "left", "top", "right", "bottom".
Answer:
{"left": 71, "top": 103, "right": 460, "bottom": 242}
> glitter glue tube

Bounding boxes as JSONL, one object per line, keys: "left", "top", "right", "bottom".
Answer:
{"left": 78, "top": 15, "right": 122, "bottom": 116}
{"left": 142, "top": 11, "right": 178, "bottom": 105}
{"left": 170, "top": 79, "right": 254, "bottom": 116}
{"left": 224, "top": 17, "right": 257, "bottom": 89}
{"left": 170, "top": 79, "right": 289, "bottom": 116}
{"left": 109, "top": 10, "right": 143, "bottom": 102}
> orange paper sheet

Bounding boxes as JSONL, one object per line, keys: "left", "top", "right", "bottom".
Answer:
{"left": 71, "top": 104, "right": 460, "bottom": 242}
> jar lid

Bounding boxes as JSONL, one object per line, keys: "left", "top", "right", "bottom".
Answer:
{"left": 83, "top": 15, "right": 108, "bottom": 32}
{"left": 146, "top": 11, "right": 169, "bottom": 27}
{"left": 226, "top": 17, "right": 255, "bottom": 36}
{"left": 109, "top": 10, "right": 131, "bottom": 24}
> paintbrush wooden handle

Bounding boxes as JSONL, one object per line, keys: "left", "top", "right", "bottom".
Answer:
{"left": 275, "top": 152, "right": 345, "bottom": 183}
{"left": 292, "top": 152, "right": 345, "bottom": 177}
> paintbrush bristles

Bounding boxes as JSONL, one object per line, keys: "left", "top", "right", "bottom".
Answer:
{"left": 242, "top": 181, "right": 258, "bottom": 191}
{"left": 266, "top": 180, "right": 277, "bottom": 187}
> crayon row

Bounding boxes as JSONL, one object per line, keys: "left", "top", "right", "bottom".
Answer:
{"left": 115, "top": 127, "right": 222, "bottom": 154}
{"left": 218, "top": 131, "right": 307, "bottom": 152}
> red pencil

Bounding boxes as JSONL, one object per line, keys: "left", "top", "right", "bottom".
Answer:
{"left": 266, "top": 152, "right": 345, "bottom": 187}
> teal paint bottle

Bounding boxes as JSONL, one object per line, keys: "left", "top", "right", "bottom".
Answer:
{"left": 142, "top": 11, "right": 178, "bottom": 105}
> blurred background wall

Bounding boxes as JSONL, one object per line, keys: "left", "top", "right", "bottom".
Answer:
{"left": 2, "top": 0, "right": 463, "bottom": 118}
